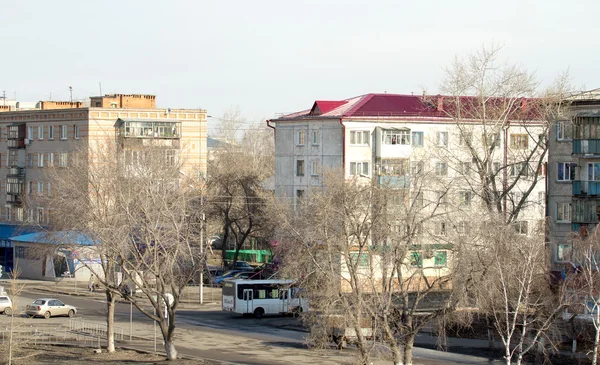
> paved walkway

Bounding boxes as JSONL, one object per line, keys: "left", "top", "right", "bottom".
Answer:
{"left": 1, "top": 278, "right": 506, "bottom": 364}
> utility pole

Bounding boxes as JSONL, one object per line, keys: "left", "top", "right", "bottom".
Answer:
{"left": 1, "top": 91, "right": 6, "bottom": 106}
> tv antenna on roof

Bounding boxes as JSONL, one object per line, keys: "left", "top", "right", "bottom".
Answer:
{"left": 1, "top": 91, "right": 6, "bottom": 106}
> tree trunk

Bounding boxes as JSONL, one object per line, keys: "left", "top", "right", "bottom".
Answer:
{"left": 593, "top": 324, "right": 600, "bottom": 365}
{"left": 106, "top": 291, "right": 116, "bottom": 353}
{"left": 403, "top": 333, "right": 415, "bottom": 365}
{"left": 391, "top": 342, "right": 403, "bottom": 365}
{"left": 165, "top": 339, "right": 178, "bottom": 360}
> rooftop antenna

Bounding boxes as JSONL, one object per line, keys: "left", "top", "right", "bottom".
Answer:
{"left": 1, "top": 91, "right": 6, "bottom": 106}
{"left": 99, "top": 82, "right": 102, "bottom": 96}
{"left": 69, "top": 86, "right": 73, "bottom": 102}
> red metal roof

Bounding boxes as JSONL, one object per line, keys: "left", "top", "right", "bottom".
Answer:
{"left": 310, "top": 100, "right": 348, "bottom": 115}
{"left": 276, "top": 93, "right": 542, "bottom": 121}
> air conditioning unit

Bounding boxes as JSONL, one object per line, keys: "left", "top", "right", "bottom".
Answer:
{"left": 24, "top": 139, "right": 30, "bottom": 145}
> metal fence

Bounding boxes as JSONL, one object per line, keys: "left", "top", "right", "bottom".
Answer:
{"left": 69, "top": 318, "right": 124, "bottom": 341}
{"left": 0, "top": 325, "right": 73, "bottom": 345}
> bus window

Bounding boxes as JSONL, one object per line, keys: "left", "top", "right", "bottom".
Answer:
{"left": 279, "top": 290, "right": 288, "bottom": 300}
{"left": 271, "top": 289, "right": 278, "bottom": 299}
{"left": 257, "top": 289, "right": 267, "bottom": 299}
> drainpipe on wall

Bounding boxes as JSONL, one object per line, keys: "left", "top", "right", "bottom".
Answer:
{"left": 339, "top": 118, "right": 346, "bottom": 171}
{"left": 503, "top": 122, "right": 510, "bottom": 220}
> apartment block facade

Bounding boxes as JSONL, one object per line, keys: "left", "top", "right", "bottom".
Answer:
{"left": 0, "top": 94, "right": 207, "bottom": 224}
{"left": 547, "top": 89, "right": 600, "bottom": 270}
{"left": 269, "top": 93, "right": 547, "bottom": 274}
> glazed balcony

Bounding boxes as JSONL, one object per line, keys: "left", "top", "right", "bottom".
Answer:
{"left": 573, "top": 180, "right": 600, "bottom": 196}
{"left": 573, "top": 140, "right": 600, "bottom": 155}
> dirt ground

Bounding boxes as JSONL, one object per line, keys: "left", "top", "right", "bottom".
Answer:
{"left": 0, "top": 344, "right": 221, "bottom": 365}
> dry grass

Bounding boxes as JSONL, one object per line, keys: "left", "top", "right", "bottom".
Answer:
{"left": 1, "top": 344, "right": 219, "bottom": 365}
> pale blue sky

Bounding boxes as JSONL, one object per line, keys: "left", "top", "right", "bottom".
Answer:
{"left": 1, "top": 0, "right": 598, "bottom": 125}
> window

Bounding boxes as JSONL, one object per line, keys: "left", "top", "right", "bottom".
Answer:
{"left": 382, "top": 129, "right": 410, "bottom": 145}
{"left": 38, "top": 126, "right": 44, "bottom": 140}
{"left": 297, "top": 131, "right": 305, "bottom": 145}
{"left": 37, "top": 153, "right": 44, "bottom": 168}
{"left": 28, "top": 181, "right": 33, "bottom": 195}
{"left": 5, "top": 206, "right": 11, "bottom": 221}
{"left": 27, "top": 154, "right": 33, "bottom": 168}
{"left": 460, "top": 162, "right": 472, "bottom": 176}
{"left": 510, "top": 134, "right": 529, "bottom": 149}
{"left": 457, "top": 221, "right": 469, "bottom": 235}
{"left": 412, "top": 192, "right": 423, "bottom": 208}
{"left": 514, "top": 221, "right": 528, "bottom": 235}
{"left": 511, "top": 162, "right": 529, "bottom": 177}
{"left": 27, "top": 126, "right": 34, "bottom": 140}
{"left": 459, "top": 132, "right": 472, "bottom": 146}
{"left": 411, "top": 132, "right": 424, "bottom": 147}
{"left": 311, "top": 161, "right": 320, "bottom": 176}
{"left": 296, "top": 189, "right": 304, "bottom": 199}
{"left": 411, "top": 161, "right": 424, "bottom": 175}
{"left": 435, "top": 221, "right": 447, "bottom": 236}
{"left": 37, "top": 181, "right": 43, "bottom": 194}
{"left": 296, "top": 160, "right": 305, "bottom": 176}
{"left": 16, "top": 207, "right": 23, "bottom": 222}
{"left": 74, "top": 125, "right": 79, "bottom": 139}
{"left": 557, "top": 162, "right": 575, "bottom": 181}
{"left": 47, "top": 182, "right": 52, "bottom": 196}
{"left": 312, "top": 130, "right": 319, "bottom": 145}
{"left": 48, "top": 125, "right": 54, "bottom": 140}
{"left": 556, "top": 243, "right": 572, "bottom": 262}
{"left": 458, "top": 191, "right": 472, "bottom": 206}
{"left": 556, "top": 121, "right": 572, "bottom": 141}
{"left": 380, "top": 159, "right": 408, "bottom": 176}
{"left": 493, "top": 162, "right": 501, "bottom": 174}
{"left": 436, "top": 131, "right": 448, "bottom": 146}
{"left": 59, "top": 152, "right": 68, "bottom": 167}
{"left": 434, "top": 251, "right": 447, "bottom": 267}
{"left": 410, "top": 252, "right": 423, "bottom": 268}
{"left": 350, "top": 252, "right": 369, "bottom": 268}
{"left": 48, "top": 152, "right": 55, "bottom": 167}
{"left": 435, "top": 162, "right": 448, "bottom": 176}
{"left": 350, "top": 130, "right": 370, "bottom": 145}
{"left": 436, "top": 190, "right": 447, "bottom": 205}
{"left": 350, "top": 161, "right": 369, "bottom": 176}
{"left": 556, "top": 203, "right": 571, "bottom": 222}
{"left": 60, "top": 125, "right": 67, "bottom": 140}
{"left": 15, "top": 246, "right": 25, "bottom": 259}
{"left": 484, "top": 133, "right": 501, "bottom": 148}
{"left": 36, "top": 208, "right": 44, "bottom": 223}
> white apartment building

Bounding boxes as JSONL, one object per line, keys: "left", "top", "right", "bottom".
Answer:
{"left": 268, "top": 93, "right": 547, "bottom": 257}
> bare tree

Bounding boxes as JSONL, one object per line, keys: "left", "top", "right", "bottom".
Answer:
{"left": 207, "top": 123, "right": 274, "bottom": 268}
{"left": 274, "top": 166, "right": 463, "bottom": 365}
{"left": 215, "top": 106, "right": 246, "bottom": 144}
{"left": 466, "top": 218, "right": 570, "bottom": 365}
{"left": 437, "top": 44, "right": 571, "bottom": 223}
{"left": 38, "top": 139, "right": 204, "bottom": 360}
{"left": 3, "top": 265, "right": 25, "bottom": 365}
{"left": 567, "top": 229, "right": 600, "bottom": 364}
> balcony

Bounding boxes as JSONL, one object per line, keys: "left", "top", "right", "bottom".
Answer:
{"left": 7, "top": 167, "right": 25, "bottom": 178}
{"left": 7, "top": 139, "right": 25, "bottom": 149}
{"left": 573, "top": 139, "right": 600, "bottom": 155}
{"left": 573, "top": 180, "right": 600, "bottom": 196}
{"left": 6, "top": 194, "right": 22, "bottom": 206}
{"left": 378, "top": 175, "right": 410, "bottom": 188}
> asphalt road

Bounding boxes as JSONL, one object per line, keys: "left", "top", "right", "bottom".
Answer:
{"left": 0, "top": 288, "right": 501, "bottom": 365}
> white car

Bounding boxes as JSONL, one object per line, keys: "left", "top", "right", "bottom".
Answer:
{"left": 0, "top": 295, "right": 12, "bottom": 315}
{"left": 26, "top": 298, "right": 77, "bottom": 319}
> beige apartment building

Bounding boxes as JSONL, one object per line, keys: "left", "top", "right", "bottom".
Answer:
{"left": 0, "top": 94, "right": 207, "bottom": 224}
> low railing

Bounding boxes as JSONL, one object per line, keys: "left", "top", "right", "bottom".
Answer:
{"left": 69, "top": 318, "right": 124, "bottom": 341}
{"left": 180, "top": 284, "right": 222, "bottom": 304}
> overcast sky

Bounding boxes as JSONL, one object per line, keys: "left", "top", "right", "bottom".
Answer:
{"left": 1, "top": 0, "right": 598, "bottom": 126}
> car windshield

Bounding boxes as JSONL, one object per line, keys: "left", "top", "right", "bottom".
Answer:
{"left": 33, "top": 300, "right": 46, "bottom": 305}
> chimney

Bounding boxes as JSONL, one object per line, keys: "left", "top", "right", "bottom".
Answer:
{"left": 437, "top": 95, "right": 444, "bottom": 112}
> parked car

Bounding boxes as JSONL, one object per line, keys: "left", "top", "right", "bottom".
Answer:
{"left": 213, "top": 270, "right": 254, "bottom": 285}
{"left": 229, "top": 271, "right": 260, "bottom": 280}
{"left": 233, "top": 261, "right": 254, "bottom": 270}
{"left": 26, "top": 298, "right": 77, "bottom": 319}
{"left": 203, "top": 266, "right": 224, "bottom": 285}
{"left": 0, "top": 295, "right": 12, "bottom": 315}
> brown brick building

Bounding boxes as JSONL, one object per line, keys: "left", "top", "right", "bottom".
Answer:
{"left": 0, "top": 94, "right": 207, "bottom": 224}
